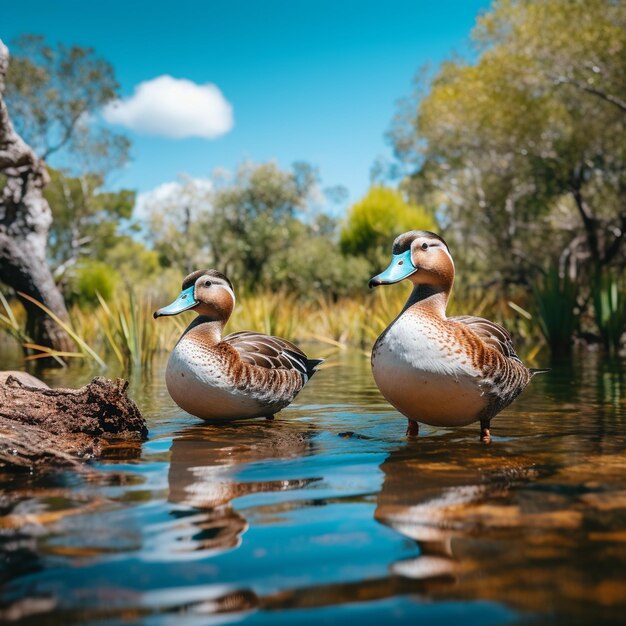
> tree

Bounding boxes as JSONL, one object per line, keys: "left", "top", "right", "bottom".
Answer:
{"left": 477, "top": 0, "right": 626, "bottom": 117}
{"left": 44, "top": 168, "right": 135, "bottom": 277}
{"left": 390, "top": 0, "right": 626, "bottom": 287}
{"left": 144, "top": 161, "right": 366, "bottom": 297}
{"left": 340, "top": 186, "right": 437, "bottom": 269}
{"left": 0, "top": 36, "right": 128, "bottom": 353}
{"left": 144, "top": 176, "right": 214, "bottom": 275}
{"left": 5, "top": 34, "right": 129, "bottom": 173}
{"left": 263, "top": 215, "right": 371, "bottom": 299}
{"left": 211, "top": 161, "right": 319, "bottom": 287}
{"left": 0, "top": 40, "right": 74, "bottom": 353}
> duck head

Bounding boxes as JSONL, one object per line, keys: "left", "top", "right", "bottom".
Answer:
{"left": 153, "top": 269, "right": 236, "bottom": 322}
{"left": 369, "top": 230, "right": 454, "bottom": 290}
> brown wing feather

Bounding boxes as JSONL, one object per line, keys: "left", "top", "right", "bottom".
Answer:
{"left": 450, "top": 315, "right": 522, "bottom": 363}
{"left": 223, "top": 331, "right": 314, "bottom": 378}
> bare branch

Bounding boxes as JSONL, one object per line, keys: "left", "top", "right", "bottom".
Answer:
{"left": 41, "top": 110, "right": 86, "bottom": 160}
{"left": 601, "top": 213, "right": 626, "bottom": 265}
{"left": 552, "top": 75, "right": 626, "bottom": 115}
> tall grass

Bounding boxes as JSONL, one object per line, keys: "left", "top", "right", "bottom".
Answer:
{"left": 1, "top": 291, "right": 85, "bottom": 366}
{"left": 532, "top": 266, "right": 579, "bottom": 355}
{"left": 95, "top": 292, "right": 160, "bottom": 370}
{"left": 75, "top": 292, "right": 184, "bottom": 370}
{"left": 0, "top": 281, "right": 550, "bottom": 371}
{"left": 19, "top": 292, "right": 106, "bottom": 366}
{"left": 0, "top": 291, "right": 29, "bottom": 345}
{"left": 303, "top": 287, "right": 409, "bottom": 350}
{"left": 230, "top": 291, "right": 299, "bottom": 341}
{"left": 0, "top": 290, "right": 181, "bottom": 370}
{"left": 591, "top": 270, "right": 626, "bottom": 353}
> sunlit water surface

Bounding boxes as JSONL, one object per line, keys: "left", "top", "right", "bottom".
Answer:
{"left": 1, "top": 347, "right": 626, "bottom": 625}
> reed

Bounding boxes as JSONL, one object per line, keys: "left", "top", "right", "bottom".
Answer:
{"left": 531, "top": 266, "right": 579, "bottom": 355}
{"left": 230, "top": 291, "right": 299, "bottom": 341}
{"left": 290, "top": 286, "right": 409, "bottom": 350}
{"left": 93, "top": 292, "right": 159, "bottom": 370}
{"left": 591, "top": 270, "right": 626, "bottom": 354}
{"left": 306, "top": 296, "right": 368, "bottom": 349}
{"left": 0, "top": 281, "right": 551, "bottom": 370}
{"left": 0, "top": 291, "right": 29, "bottom": 345}
{"left": 18, "top": 292, "right": 106, "bottom": 367}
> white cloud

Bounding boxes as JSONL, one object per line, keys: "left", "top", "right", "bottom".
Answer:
{"left": 134, "top": 176, "right": 213, "bottom": 220}
{"left": 103, "top": 75, "right": 233, "bottom": 139}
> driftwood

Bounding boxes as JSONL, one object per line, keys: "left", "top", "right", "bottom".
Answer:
{"left": 0, "top": 375, "right": 147, "bottom": 471}
{"left": 0, "top": 370, "right": 49, "bottom": 388}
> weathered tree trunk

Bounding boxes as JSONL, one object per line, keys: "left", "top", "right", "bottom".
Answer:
{"left": 0, "top": 40, "right": 75, "bottom": 354}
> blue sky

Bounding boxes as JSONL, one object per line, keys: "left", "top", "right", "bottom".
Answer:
{"left": 3, "top": 0, "right": 490, "bottom": 209}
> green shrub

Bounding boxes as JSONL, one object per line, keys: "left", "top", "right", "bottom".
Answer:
{"left": 592, "top": 270, "right": 626, "bottom": 353}
{"left": 340, "top": 187, "right": 437, "bottom": 269}
{"left": 532, "top": 266, "right": 578, "bottom": 355}
{"left": 71, "top": 260, "right": 119, "bottom": 306}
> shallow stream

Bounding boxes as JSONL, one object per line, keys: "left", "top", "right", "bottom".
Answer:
{"left": 2, "top": 349, "right": 626, "bottom": 625}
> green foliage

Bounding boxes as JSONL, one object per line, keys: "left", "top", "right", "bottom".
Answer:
{"left": 145, "top": 175, "right": 214, "bottom": 275}
{"left": 5, "top": 34, "right": 129, "bottom": 172}
{"left": 95, "top": 291, "right": 163, "bottom": 371}
{"left": 532, "top": 267, "right": 579, "bottom": 355}
{"left": 71, "top": 260, "right": 119, "bottom": 306}
{"left": 591, "top": 270, "right": 626, "bottom": 353}
{"left": 391, "top": 0, "right": 626, "bottom": 284}
{"left": 264, "top": 233, "right": 371, "bottom": 300}
{"left": 211, "top": 161, "right": 318, "bottom": 287}
{"left": 144, "top": 161, "right": 369, "bottom": 297}
{"left": 44, "top": 168, "right": 136, "bottom": 273}
{"left": 340, "top": 187, "right": 436, "bottom": 268}
{"left": 103, "top": 237, "right": 161, "bottom": 286}
{"left": 475, "top": 0, "right": 626, "bottom": 112}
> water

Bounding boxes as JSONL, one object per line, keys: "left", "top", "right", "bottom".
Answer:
{"left": 2, "top": 349, "right": 626, "bottom": 625}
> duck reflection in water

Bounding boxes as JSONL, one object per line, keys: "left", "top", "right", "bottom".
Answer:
{"left": 374, "top": 437, "right": 539, "bottom": 584}
{"left": 369, "top": 434, "right": 626, "bottom": 622}
{"left": 167, "top": 420, "right": 319, "bottom": 555}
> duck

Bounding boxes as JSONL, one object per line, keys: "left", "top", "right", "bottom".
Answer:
{"left": 369, "top": 230, "right": 544, "bottom": 441}
{"left": 154, "top": 269, "right": 323, "bottom": 421}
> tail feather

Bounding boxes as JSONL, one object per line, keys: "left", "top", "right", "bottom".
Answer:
{"left": 529, "top": 368, "right": 550, "bottom": 376}
{"left": 306, "top": 358, "right": 324, "bottom": 379}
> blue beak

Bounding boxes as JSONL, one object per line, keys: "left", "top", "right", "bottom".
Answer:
{"left": 369, "top": 250, "right": 417, "bottom": 288}
{"left": 153, "top": 286, "right": 198, "bottom": 318}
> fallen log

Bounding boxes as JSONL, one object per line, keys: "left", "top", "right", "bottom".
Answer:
{"left": 0, "top": 371, "right": 49, "bottom": 388}
{"left": 0, "top": 375, "right": 147, "bottom": 471}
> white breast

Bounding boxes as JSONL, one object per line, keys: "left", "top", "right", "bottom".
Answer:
{"left": 165, "top": 338, "right": 266, "bottom": 421}
{"left": 372, "top": 313, "right": 488, "bottom": 426}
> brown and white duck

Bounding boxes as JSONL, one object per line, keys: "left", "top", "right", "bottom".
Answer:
{"left": 154, "top": 269, "right": 323, "bottom": 421}
{"left": 369, "top": 230, "right": 545, "bottom": 441}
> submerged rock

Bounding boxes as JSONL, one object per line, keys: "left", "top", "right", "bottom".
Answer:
{"left": 0, "top": 375, "right": 147, "bottom": 471}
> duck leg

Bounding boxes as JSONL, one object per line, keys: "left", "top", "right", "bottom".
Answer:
{"left": 406, "top": 419, "right": 420, "bottom": 438}
{"left": 480, "top": 420, "right": 491, "bottom": 442}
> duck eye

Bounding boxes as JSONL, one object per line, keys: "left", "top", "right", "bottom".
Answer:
{"left": 421, "top": 242, "right": 429, "bottom": 250}
{"left": 204, "top": 280, "right": 212, "bottom": 287}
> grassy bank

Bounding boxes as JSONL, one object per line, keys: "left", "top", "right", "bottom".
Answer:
{"left": 1, "top": 281, "right": 553, "bottom": 371}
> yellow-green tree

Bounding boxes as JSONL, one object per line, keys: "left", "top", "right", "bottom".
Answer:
{"left": 340, "top": 187, "right": 436, "bottom": 269}
{"left": 390, "top": 0, "right": 626, "bottom": 285}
